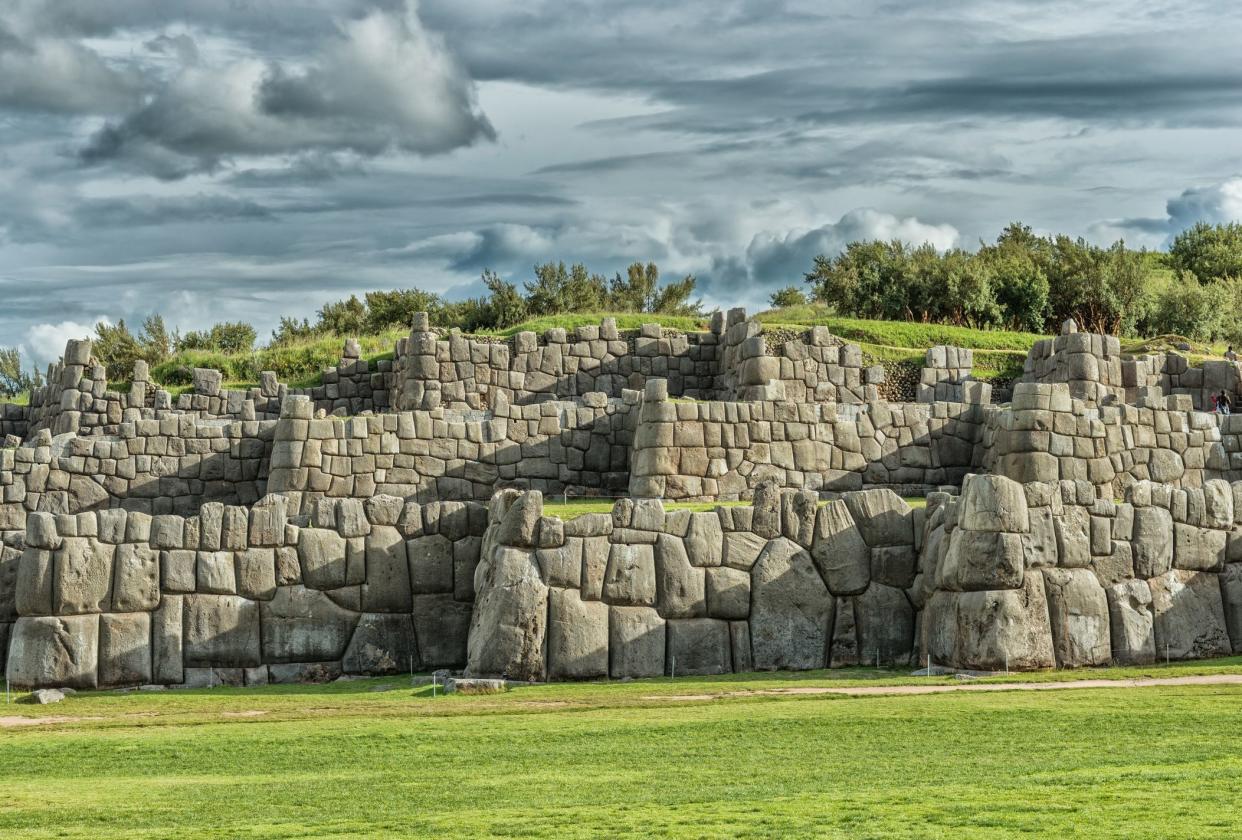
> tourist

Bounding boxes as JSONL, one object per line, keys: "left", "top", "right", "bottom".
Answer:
{"left": 1220, "top": 391, "right": 1233, "bottom": 415}
{"left": 1211, "top": 393, "right": 1219, "bottom": 413}
{"left": 1228, "top": 346, "right": 1239, "bottom": 362}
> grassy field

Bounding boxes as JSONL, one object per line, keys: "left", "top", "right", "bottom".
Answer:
{"left": 3, "top": 662, "right": 1242, "bottom": 838}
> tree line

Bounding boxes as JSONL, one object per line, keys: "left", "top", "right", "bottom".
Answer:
{"left": 771, "top": 221, "right": 1242, "bottom": 341}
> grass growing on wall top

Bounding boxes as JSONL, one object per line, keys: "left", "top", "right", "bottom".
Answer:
{"left": 4, "top": 665, "right": 1242, "bottom": 837}
{"left": 542, "top": 496, "right": 928, "bottom": 520}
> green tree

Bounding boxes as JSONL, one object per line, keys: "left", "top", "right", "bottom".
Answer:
{"left": 1169, "top": 221, "right": 1242, "bottom": 283}
{"left": 525, "top": 262, "right": 608, "bottom": 315}
{"left": 481, "top": 270, "right": 528, "bottom": 329}
{"left": 768, "top": 286, "right": 808, "bottom": 308}
{"left": 0, "top": 347, "right": 33, "bottom": 398}
{"left": 365, "top": 289, "right": 444, "bottom": 332}
{"left": 178, "top": 321, "right": 256, "bottom": 354}
{"left": 317, "top": 296, "right": 368, "bottom": 335}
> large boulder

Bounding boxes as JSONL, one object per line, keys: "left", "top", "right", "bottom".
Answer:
{"left": 602, "top": 544, "right": 656, "bottom": 607}
{"left": 342, "top": 614, "right": 417, "bottom": 675}
{"left": 53, "top": 537, "right": 114, "bottom": 614}
{"left": 750, "top": 537, "right": 832, "bottom": 670}
{"left": 834, "top": 583, "right": 915, "bottom": 668}
{"left": 811, "top": 500, "right": 869, "bottom": 595}
{"left": 1055, "top": 506, "right": 1091, "bottom": 569}
{"left": 111, "top": 544, "right": 159, "bottom": 612}
{"left": 1042, "top": 568, "right": 1110, "bottom": 667}
{"left": 1148, "top": 570, "right": 1231, "bottom": 660}
{"left": 1106, "top": 580, "right": 1155, "bottom": 665}
{"left": 936, "top": 529, "right": 1024, "bottom": 592}
{"left": 958, "top": 474, "right": 1029, "bottom": 533}
{"left": 6, "top": 615, "right": 99, "bottom": 689}
{"left": 260, "top": 586, "right": 358, "bottom": 664}
{"left": 547, "top": 588, "right": 609, "bottom": 679}
{"left": 684, "top": 512, "right": 723, "bottom": 567}
{"left": 842, "top": 489, "right": 913, "bottom": 546}
{"left": 654, "top": 535, "right": 705, "bottom": 618}
{"left": 666, "top": 618, "right": 732, "bottom": 676}
{"left": 1220, "top": 565, "right": 1242, "bottom": 653}
{"left": 608, "top": 606, "right": 665, "bottom": 678}
{"left": 1131, "top": 507, "right": 1173, "bottom": 578}
{"left": 925, "top": 573, "right": 1055, "bottom": 671}
{"left": 297, "top": 528, "right": 348, "bottom": 590}
{"left": 99, "top": 612, "right": 152, "bottom": 687}
{"left": 412, "top": 594, "right": 472, "bottom": 669}
{"left": 180, "top": 594, "right": 258, "bottom": 668}
{"left": 466, "top": 546, "right": 548, "bottom": 681}
{"left": 1173, "top": 524, "right": 1227, "bottom": 573}
{"left": 362, "top": 526, "right": 411, "bottom": 611}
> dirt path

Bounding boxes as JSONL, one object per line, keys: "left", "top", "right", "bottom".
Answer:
{"left": 648, "top": 673, "right": 1242, "bottom": 702}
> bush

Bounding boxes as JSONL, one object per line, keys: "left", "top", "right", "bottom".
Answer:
{"left": 178, "top": 321, "right": 257, "bottom": 354}
{"left": 769, "top": 286, "right": 809, "bottom": 309}
{"left": 1169, "top": 221, "right": 1242, "bottom": 283}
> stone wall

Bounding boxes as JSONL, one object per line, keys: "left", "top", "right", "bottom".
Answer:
{"left": 267, "top": 393, "right": 637, "bottom": 512}
{"left": 4, "top": 494, "right": 483, "bottom": 688}
{"left": 980, "top": 382, "right": 1237, "bottom": 499}
{"left": 466, "top": 485, "right": 923, "bottom": 681}
{"left": 918, "top": 346, "right": 991, "bottom": 404}
{"left": 628, "top": 380, "right": 984, "bottom": 500}
{"left": 921, "top": 474, "right": 1242, "bottom": 670}
{"left": 393, "top": 312, "right": 720, "bottom": 411}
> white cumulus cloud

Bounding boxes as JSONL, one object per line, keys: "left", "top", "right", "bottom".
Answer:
{"left": 25, "top": 318, "right": 106, "bottom": 367}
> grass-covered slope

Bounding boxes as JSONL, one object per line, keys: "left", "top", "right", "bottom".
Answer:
{"left": 3, "top": 664, "right": 1242, "bottom": 837}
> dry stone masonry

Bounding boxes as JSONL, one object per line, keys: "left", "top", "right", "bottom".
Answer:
{"left": 7, "top": 308, "right": 1242, "bottom": 687}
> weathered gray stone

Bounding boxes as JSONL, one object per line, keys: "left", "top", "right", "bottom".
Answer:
{"left": 196, "top": 550, "right": 236, "bottom": 595}
{"left": 705, "top": 566, "right": 750, "bottom": 620}
{"left": 408, "top": 534, "right": 454, "bottom": 595}
{"left": 6, "top": 615, "right": 99, "bottom": 689}
{"left": 15, "top": 547, "right": 54, "bottom": 616}
{"left": 602, "top": 543, "right": 657, "bottom": 606}
{"left": 361, "top": 526, "right": 411, "bottom": 611}
{"left": 53, "top": 537, "right": 113, "bottom": 614}
{"left": 1055, "top": 506, "right": 1091, "bottom": 568}
{"left": 1173, "top": 524, "right": 1227, "bottom": 572}
{"left": 937, "top": 529, "right": 1024, "bottom": 592}
{"left": 298, "top": 528, "right": 348, "bottom": 590}
{"left": 1132, "top": 506, "right": 1173, "bottom": 578}
{"left": 851, "top": 582, "right": 915, "bottom": 667}
{"left": 655, "top": 534, "right": 706, "bottom": 618}
{"left": 959, "top": 474, "right": 1030, "bottom": 533}
{"left": 925, "top": 573, "right": 1055, "bottom": 671}
{"left": 1042, "top": 568, "right": 1111, "bottom": 667}
{"left": 161, "top": 550, "right": 196, "bottom": 594}
{"left": 343, "top": 614, "right": 417, "bottom": 675}
{"left": 1148, "top": 570, "right": 1231, "bottom": 660}
{"left": 493, "top": 490, "right": 543, "bottom": 548}
{"left": 537, "top": 538, "right": 582, "bottom": 588}
{"left": 153, "top": 595, "right": 183, "bottom": 684}
{"left": 812, "top": 500, "right": 869, "bottom": 595}
{"left": 234, "top": 548, "right": 277, "bottom": 601}
{"left": 1106, "top": 580, "right": 1155, "bottom": 665}
{"left": 870, "top": 545, "right": 917, "bottom": 589}
{"left": 608, "top": 606, "right": 664, "bottom": 678}
{"left": 723, "top": 530, "right": 767, "bottom": 572}
{"left": 99, "top": 612, "right": 152, "bottom": 687}
{"left": 412, "top": 594, "right": 473, "bottom": 669}
{"left": 184, "top": 594, "right": 262, "bottom": 668}
{"left": 666, "top": 618, "right": 732, "bottom": 676}
{"left": 842, "top": 489, "right": 913, "bottom": 546}
{"left": 684, "top": 512, "right": 723, "bottom": 567}
{"left": 750, "top": 537, "right": 832, "bottom": 670}
{"left": 260, "top": 586, "right": 358, "bottom": 664}
{"left": 466, "top": 546, "right": 548, "bottom": 681}
{"left": 111, "top": 543, "right": 159, "bottom": 612}
{"left": 547, "top": 588, "right": 609, "bottom": 679}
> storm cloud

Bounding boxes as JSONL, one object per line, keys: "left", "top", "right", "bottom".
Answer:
{"left": 2, "top": 0, "right": 1242, "bottom": 365}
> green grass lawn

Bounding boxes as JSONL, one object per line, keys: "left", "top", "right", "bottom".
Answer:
{"left": 4, "top": 662, "right": 1242, "bottom": 838}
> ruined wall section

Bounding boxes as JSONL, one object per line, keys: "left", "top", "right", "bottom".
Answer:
{"left": 4, "top": 495, "right": 484, "bottom": 688}
{"left": 980, "top": 382, "right": 1240, "bottom": 499}
{"left": 267, "top": 393, "right": 638, "bottom": 514}
{"left": 628, "top": 380, "right": 984, "bottom": 500}
{"left": 466, "top": 486, "right": 922, "bottom": 681}
{"left": 392, "top": 313, "right": 721, "bottom": 411}
{"left": 921, "top": 474, "right": 1242, "bottom": 671}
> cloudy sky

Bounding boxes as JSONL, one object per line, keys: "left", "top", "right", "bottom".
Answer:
{"left": 3, "top": 0, "right": 1242, "bottom": 365}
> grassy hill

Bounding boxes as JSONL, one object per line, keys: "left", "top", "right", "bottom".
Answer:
{"left": 7, "top": 306, "right": 1225, "bottom": 403}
